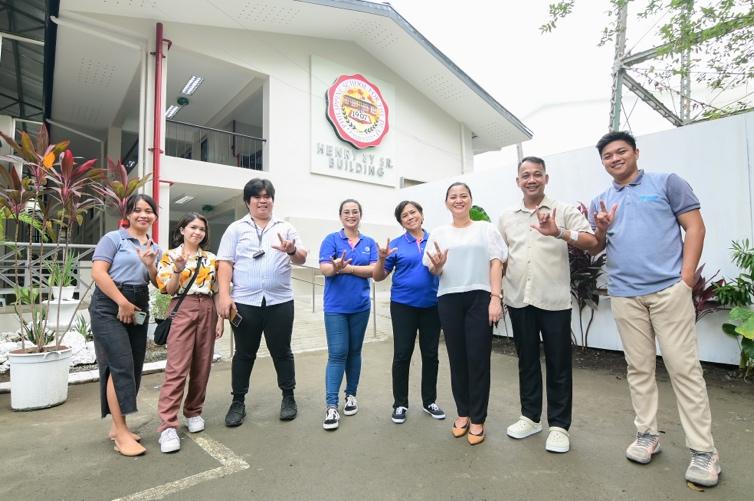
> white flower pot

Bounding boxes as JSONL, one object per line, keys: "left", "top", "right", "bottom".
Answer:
{"left": 8, "top": 346, "right": 72, "bottom": 410}
{"left": 51, "top": 286, "right": 76, "bottom": 301}
{"left": 44, "top": 299, "right": 80, "bottom": 332}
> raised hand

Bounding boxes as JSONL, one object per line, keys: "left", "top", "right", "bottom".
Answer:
{"left": 595, "top": 201, "right": 618, "bottom": 232}
{"left": 427, "top": 241, "right": 448, "bottom": 271}
{"left": 531, "top": 206, "right": 559, "bottom": 237}
{"left": 136, "top": 240, "right": 157, "bottom": 268}
{"left": 377, "top": 238, "right": 397, "bottom": 260}
{"left": 332, "top": 250, "right": 352, "bottom": 274}
{"left": 173, "top": 253, "right": 187, "bottom": 273}
{"left": 272, "top": 232, "right": 296, "bottom": 254}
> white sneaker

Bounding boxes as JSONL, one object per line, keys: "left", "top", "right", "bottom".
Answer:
{"left": 186, "top": 415, "right": 205, "bottom": 433}
{"left": 159, "top": 428, "right": 181, "bottom": 453}
{"left": 343, "top": 394, "right": 358, "bottom": 416}
{"left": 323, "top": 406, "right": 340, "bottom": 430}
{"left": 507, "top": 416, "right": 543, "bottom": 439}
{"left": 545, "top": 427, "right": 570, "bottom": 453}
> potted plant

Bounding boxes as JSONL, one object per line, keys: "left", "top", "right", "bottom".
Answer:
{"left": 0, "top": 125, "right": 102, "bottom": 410}
{"left": 715, "top": 239, "right": 754, "bottom": 378}
{"left": 46, "top": 253, "right": 77, "bottom": 301}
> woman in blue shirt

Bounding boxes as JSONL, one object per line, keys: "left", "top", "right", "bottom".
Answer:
{"left": 90, "top": 194, "right": 161, "bottom": 457}
{"left": 373, "top": 201, "right": 444, "bottom": 424}
{"left": 319, "top": 199, "right": 377, "bottom": 431}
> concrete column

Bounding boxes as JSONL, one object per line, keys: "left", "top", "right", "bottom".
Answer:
{"left": 107, "top": 127, "right": 122, "bottom": 162}
{"left": 158, "top": 182, "right": 171, "bottom": 245}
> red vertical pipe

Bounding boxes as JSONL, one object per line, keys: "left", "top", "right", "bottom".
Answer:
{"left": 151, "top": 22, "right": 164, "bottom": 242}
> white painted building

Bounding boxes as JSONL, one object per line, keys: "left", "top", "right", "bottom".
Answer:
{"left": 46, "top": 0, "right": 530, "bottom": 257}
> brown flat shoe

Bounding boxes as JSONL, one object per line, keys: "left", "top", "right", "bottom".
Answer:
{"left": 113, "top": 441, "right": 146, "bottom": 457}
{"left": 452, "top": 419, "right": 469, "bottom": 438}
{"left": 467, "top": 427, "right": 485, "bottom": 445}
{"left": 109, "top": 431, "right": 141, "bottom": 442}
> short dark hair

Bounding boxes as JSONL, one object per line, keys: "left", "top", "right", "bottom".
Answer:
{"left": 243, "top": 178, "right": 275, "bottom": 204}
{"left": 394, "top": 200, "right": 423, "bottom": 224}
{"left": 596, "top": 131, "right": 637, "bottom": 155}
{"left": 339, "top": 198, "right": 362, "bottom": 216}
{"left": 125, "top": 194, "right": 157, "bottom": 216}
{"left": 518, "top": 156, "right": 546, "bottom": 171}
{"left": 171, "top": 212, "right": 209, "bottom": 249}
{"left": 445, "top": 182, "right": 472, "bottom": 200}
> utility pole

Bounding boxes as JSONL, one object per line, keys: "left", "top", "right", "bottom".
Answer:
{"left": 608, "top": 1, "right": 628, "bottom": 131}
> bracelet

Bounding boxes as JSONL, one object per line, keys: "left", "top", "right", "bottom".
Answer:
{"left": 287, "top": 246, "right": 297, "bottom": 256}
{"left": 556, "top": 227, "right": 566, "bottom": 239}
{"left": 490, "top": 292, "right": 502, "bottom": 298}
{"left": 173, "top": 267, "right": 183, "bottom": 274}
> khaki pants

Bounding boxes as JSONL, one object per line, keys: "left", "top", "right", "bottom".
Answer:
{"left": 611, "top": 280, "right": 714, "bottom": 452}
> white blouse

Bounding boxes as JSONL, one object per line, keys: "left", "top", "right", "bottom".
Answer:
{"left": 423, "top": 221, "right": 508, "bottom": 297}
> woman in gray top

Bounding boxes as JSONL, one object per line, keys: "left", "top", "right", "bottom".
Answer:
{"left": 89, "top": 194, "right": 161, "bottom": 457}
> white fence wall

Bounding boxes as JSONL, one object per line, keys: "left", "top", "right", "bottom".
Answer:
{"left": 401, "top": 112, "right": 754, "bottom": 365}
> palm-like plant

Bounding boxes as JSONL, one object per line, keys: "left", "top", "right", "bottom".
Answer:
{"left": 94, "top": 158, "right": 152, "bottom": 228}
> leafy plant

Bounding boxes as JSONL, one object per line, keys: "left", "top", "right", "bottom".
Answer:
{"left": 13, "top": 286, "right": 39, "bottom": 306}
{"left": 569, "top": 202, "right": 606, "bottom": 348}
{"left": 716, "top": 239, "right": 754, "bottom": 377}
{"left": 691, "top": 264, "right": 727, "bottom": 323}
{"left": 46, "top": 253, "right": 76, "bottom": 287}
{"left": 470, "top": 205, "right": 491, "bottom": 222}
{"left": 73, "top": 314, "right": 93, "bottom": 342}
{"left": 93, "top": 158, "right": 152, "bottom": 228}
{"left": 0, "top": 125, "right": 101, "bottom": 352}
{"left": 150, "top": 288, "right": 172, "bottom": 322}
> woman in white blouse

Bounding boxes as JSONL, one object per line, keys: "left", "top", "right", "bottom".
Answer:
{"left": 424, "top": 182, "right": 507, "bottom": 445}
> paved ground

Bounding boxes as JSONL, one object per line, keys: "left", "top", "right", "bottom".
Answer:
{"left": 2, "top": 328, "right": 754, "bottom": 500}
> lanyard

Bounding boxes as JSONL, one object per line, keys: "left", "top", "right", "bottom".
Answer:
{"left": 252, "top": 220, "right": 276, "bottom": 247}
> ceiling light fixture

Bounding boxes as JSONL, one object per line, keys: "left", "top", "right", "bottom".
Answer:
{"left": 181, "top": 75, "right": 204, "bottom": 96}
{"left": 174, "top": 195, "right": 195, "bottom": 205}
{"left": 165, "top": 105, "right": 181, "bottom": 118}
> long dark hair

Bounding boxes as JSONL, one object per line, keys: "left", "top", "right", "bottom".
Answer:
{"left": 171, "top": 212, "right": 209, "bottom": 249}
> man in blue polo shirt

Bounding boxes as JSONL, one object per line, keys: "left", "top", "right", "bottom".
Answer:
{"left": 589, "top": 131, "right": 720, "bottom": 487}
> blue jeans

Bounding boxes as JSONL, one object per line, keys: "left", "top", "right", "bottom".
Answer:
{"left": 324, "top": 310, "right": 371, "bottom": 406}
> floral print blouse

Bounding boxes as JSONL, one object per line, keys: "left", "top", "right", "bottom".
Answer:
{"left": 156, "top": 245, "right": 219, "bottom": 296}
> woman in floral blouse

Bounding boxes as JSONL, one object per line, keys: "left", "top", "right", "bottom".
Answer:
{"left": 154, "top": 212, "right": 223, "bottom": 453}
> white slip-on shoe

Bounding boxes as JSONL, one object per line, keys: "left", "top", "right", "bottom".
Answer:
{"left": 545, "top": 427, "right": 570, "bottom": 453}
{"left": 186, "top": 415, "right": 205, "bottom": 433}
{"left": 159, "top": 428, "right": 181, "bottom": 453}
{"left": 506, "top": 416, "right": 543, "bottom": 439}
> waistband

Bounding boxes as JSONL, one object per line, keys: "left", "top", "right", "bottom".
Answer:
{"left": 113, "top": 283, "right": 149, "bottom": 292}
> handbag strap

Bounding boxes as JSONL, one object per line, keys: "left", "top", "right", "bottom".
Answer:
{"left": 167, "top": 256, "right": 203, "bottom": 318}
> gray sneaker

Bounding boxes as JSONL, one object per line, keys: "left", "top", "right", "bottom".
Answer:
{"left": 625, "top": 432, "right": 661, "bottom": 464}
{"left": 685, "top": 450, "right": 721, "bottom": 487}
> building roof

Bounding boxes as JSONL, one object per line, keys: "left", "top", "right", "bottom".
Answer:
{"left": 53, "top": 0, "right": 531, "bottom": 153}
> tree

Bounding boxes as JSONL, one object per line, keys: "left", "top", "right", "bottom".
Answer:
{"left": 542, "top": 1, "right": 754, "bottom": 124}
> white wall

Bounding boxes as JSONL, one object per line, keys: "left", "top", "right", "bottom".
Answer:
{"left": 403, "top": 112, "right": 754, "bottom": 365}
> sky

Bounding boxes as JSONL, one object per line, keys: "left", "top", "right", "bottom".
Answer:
{"left": 384, "top": 0, "right": 677, "bottom": 170}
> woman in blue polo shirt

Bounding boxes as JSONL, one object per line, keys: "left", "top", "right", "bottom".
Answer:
{"left": 90, "top": 194, "right": 161, "bottom": 457}
{"left": 373, "top": 200, "right": 444, "bottom": 424}
{"left": 319, "top": 199, "right": 378, "bottom": 430}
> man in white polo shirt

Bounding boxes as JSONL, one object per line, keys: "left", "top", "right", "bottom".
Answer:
{"left": 499, "top": 156, "right": 596, "bottom": 454}
{"left": 217, "top": 178, "right": 308, "bottom": 427}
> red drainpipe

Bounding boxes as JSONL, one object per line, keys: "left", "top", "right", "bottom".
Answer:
{"left": 151, "top": 23, "right": 171, "bottom": 242}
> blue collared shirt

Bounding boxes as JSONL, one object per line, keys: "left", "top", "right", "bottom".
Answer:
{"left": 319, "top": 230, "right": 378, "bottom": 314}
{"left": 92, "top": 229, "right": 162, "bottom": 285}
{"left": 589, "top": 170, "right": 700, "bottom": 297}
{"left": 217, "top": 214, "right": 305, "bottom": 306}
{"left": 383, "top": 230, "right": 438, "bottom": 308}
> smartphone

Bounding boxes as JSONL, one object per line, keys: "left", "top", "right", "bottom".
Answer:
{"left": 133, "top": 311, "right": 147, "bottom": 325}
{"left": 230, "top": 310, "right": 243, "bottom": 328}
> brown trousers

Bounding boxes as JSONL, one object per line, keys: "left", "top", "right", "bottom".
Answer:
{"left": 611, "top": 280, "right": 714, "bottom": 452}
{"left": 157, "top": 295, "right": 217, "bottom": 432}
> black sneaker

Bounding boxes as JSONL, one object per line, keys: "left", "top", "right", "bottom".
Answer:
{"left": 280, "top": 395, "right": 297, "bottom": 421}
{"left": 225, "top": 401, "right": 246, "bottom": 427}
{"left": 391, "top": 406, "right": 408, "bottom": 424}
{"left": 423, "top": 402, "right": 446, "bottom": 420}
{"left": 323, "top": 406, "right": 340, "bottom": 430}
{"left": 343, "top": 394, "right": 358, "bottom": 416}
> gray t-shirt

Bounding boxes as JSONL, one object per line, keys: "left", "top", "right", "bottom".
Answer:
{"left": 589, "top": 170, "right": 700, "bottom": 297}
{"left": 92, "top": 229, "right": 162, "bottom": 285}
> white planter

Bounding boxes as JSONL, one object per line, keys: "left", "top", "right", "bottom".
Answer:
{"left": 8, "top": 346, "right": 73, "bottom": 410}
{"left": 44, "top": 299, "right": 80, "bottom": 332}
{"left": 51, "top": 286, "right": 76, "bottom": 301}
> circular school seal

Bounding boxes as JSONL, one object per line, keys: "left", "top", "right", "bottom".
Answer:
{"left": 326, "top": 74, "right": 390, "bottom": 149}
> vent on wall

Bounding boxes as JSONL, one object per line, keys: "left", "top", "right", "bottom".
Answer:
{"left": 77, "top": 57, "right": 116, "bottom": 89}
{"left": 236, "top": 1, "right": 300, "bottom": 25}
{"left": 102, "top": 0, "right": 158, "bottom": 9}
{"left": 421, "top": 74, "right": 465, "bottom": 103}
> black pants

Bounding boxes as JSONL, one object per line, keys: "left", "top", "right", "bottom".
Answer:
{"left": 390, "top": 301, "right": 441, "bottom": 409}
{"left": 508, "top": 305, "right": 572, "bottom": 429}
{"left": 437, "top": 290, "right": 492, "bottom": 424}
{"left": 89, "top": 284, "right": 149, "bottom": 418}
{"left": 231, "top": 299, "right": 295, "bottom": 400}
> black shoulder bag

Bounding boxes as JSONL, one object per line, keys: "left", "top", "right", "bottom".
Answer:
{"left": 153, "top": 258, "right": 203, "bottom": 345}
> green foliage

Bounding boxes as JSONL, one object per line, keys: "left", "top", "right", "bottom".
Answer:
{"left": 46, "top": 253, "right": 76, "bottom": 287}
{"left": 13, "top": 286, "right": 39, "bottom": 305}
{"left": 150, "top": 289, "right": 172, "bottom": 321}
{"left": 541, "top": 1, "right": 754, "bottom": 120}
{"left": 716, "top": 239, "right": 754, "bottom": 377}
{"left": 73, "top": 314, "right": 93, "bottom": 342}
{"left": 469, "top": 205, "right": 491, "bottom": 222}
